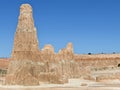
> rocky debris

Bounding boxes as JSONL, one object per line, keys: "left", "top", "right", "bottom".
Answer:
{"left": 96, "top": 74, "right": 120, "bottom": 82}
{"left": 81, "top": 83, "right": 88, "bottom": 86}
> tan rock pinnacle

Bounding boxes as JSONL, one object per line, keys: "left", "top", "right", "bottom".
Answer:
{"left": 6, "top": 4, "right": 41, "bottom": 85}
{"left": 12, "top": 4, "right": 39, "bottom": 60}
{"left": 17, "top": 4, "right": 34, "bottom": 31}
{"left": 6, "top": 4, "right": 75, "bottom": 85}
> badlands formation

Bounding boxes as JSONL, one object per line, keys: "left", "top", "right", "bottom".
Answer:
{"left": 1, "top": 4, "right": 120, "bottom": 87}
{"left": 5, "top": 4, "right": 74, "bottom": 85}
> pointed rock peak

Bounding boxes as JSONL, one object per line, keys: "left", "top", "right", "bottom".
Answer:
{"left": 20, "top": 4, "right": 32, "bottom": 14}
{"left": 12, "top": 4, "right": 39, "bottom": 59}
{"left": 66, "top": 42, "right": 73, "bottom": 49}
{"left": 16, "top": 3, "right": 35, "bottom": 32}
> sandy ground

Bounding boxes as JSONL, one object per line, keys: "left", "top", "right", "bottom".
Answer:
{"left": 0, "top": 86, "right": 120, "bottom": 90}
{"left": 0, "top": 79, "right": 120, "bottom": 90}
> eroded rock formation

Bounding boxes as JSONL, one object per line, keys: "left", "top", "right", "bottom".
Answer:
{"left": 11, "top": 4, "right": 40, "bottom": 61}
{"left": 5, "top": 4, "right": 74, "bottom": 85}
{"left": 41, "top": 44, "right": 55, "bottom": 62}
{"left": 5, "top": 3, "right": 120, "bottom": 86}
{"left": 58, "top": 43, "right": 74, "bottom": 60}
{"left": 6, "top": 4, "right": 40, "bottom": 85}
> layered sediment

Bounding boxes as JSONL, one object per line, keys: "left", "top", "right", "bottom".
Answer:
{"left": 5, "top": 4, "right": 75, "bottom": 85}
{"left": 5, "top": 3, "right": 120, "bottom": 86}
{"left": 6, "top": 4, "right": 41, "bottom": 85}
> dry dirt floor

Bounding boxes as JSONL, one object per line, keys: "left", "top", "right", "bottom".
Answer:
{"left": 0, "top": 87, "right": 120, "bottom": 90}
{"left": 0, "top": 79, "right": 120, "bottom": 90}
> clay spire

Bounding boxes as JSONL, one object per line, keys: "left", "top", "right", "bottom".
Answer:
{"left": 12, "top": 4, "right": 39, "bottom": 60}
{"left": 17, "top": 4, "right": 35, "bottom": 32}
{"left": 6, "top": 4, "right": 41, "bottom": 85}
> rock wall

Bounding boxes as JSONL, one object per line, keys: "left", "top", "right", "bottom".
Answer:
{"left": 5, "top": 3, "right": 120, "bottom": 85}
{"left": 5, "top": 4, "right": 74, "bottom": 85}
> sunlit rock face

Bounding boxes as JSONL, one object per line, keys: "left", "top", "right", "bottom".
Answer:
{"left": 57, "top": 43, "right": 74, "bottom": 61}
{"left": 6, "top": 4, "right": 74, "bottom": 85}
{"left": 6, "top": 4, "right": 40, "bottom": 85}
{"left": 18, "top": 4, "right": 34, "bottom": 32}
{"left": 41, "top": 44, "right": 55, "bottom": 62}
{"left": 11, "top": 4, "right": 40, "bottom": 61}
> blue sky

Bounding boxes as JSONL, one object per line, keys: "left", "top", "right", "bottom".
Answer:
{"left": 0, "top": 0, "right": 120, "bottom": 57}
